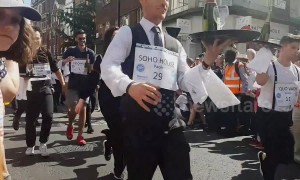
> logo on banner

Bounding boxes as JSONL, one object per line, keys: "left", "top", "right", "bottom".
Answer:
{"left": 136, "top": 64, "right": 145, "bottom": 72}
{"left": 276, "top": 93, "right": 281, "bottom": 98}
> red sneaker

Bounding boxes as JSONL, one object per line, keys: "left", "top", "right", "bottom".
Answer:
{"left": 66, "top": 125, "right": 74, "bottom": 140}
{"left": 77, "top": 135, "right": 87, "bottom": 146}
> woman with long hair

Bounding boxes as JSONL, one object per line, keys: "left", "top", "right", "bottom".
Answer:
{"left": 98, "top": 27, "right": 126, "bottom": 179}
{"left": 0, "top": 0, "right": 41, "bottom": 179}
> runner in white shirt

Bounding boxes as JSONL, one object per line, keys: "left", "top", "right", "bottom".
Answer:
{"left": 256, "top": 35, "right": 300, "bottom": 180}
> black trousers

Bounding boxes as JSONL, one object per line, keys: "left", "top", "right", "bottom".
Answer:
{"left": 14, "top": 100, "right": 27, "bottom": 120}
{"left": 257, "top": 107, "right": 294, "bottom": 180}
{"left": 86, "top": 91, "right": 96, "bottom": 128}
{"left": 98, "top": 82, "right": 125, "bottom": 176}
{"left": 121, "top": 95, "right": 193, "bottom": 180}
{"left": 25, "top": 85, "right": 53, "bottom": 147}
{"left": 239, "top": 95, "right": 254, "bottom": 134}
{"left": 53, "top": 80, "right": 62, "bottom": 107}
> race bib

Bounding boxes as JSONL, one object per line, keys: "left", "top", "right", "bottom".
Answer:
{"left": 70, "top": 59, "right": 86, "bottom": 75}
{"left": 275, "top": 82, "right": 299, "bottom": 108}
{"left": 33, "top": 63, "right": 51, "bottom": 76}
{"left": 132, "top": 43, "right": 179, "bottom": 91}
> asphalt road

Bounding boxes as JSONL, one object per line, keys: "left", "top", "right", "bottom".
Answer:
{"left": 3, "top": 106, "right": 300, "bottom": 180}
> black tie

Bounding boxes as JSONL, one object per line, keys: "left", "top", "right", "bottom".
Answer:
{"left": 151, "top": 26, "right": 163, "bottom": 47}
{"left": 151, "top": 26, "right": 174, "bottom": 118}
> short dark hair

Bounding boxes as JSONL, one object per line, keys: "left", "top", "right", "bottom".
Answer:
{"left": 225, "top": 50, "right": 237, "bottom": 63}
{"left": 75, "top": 29, "right": 86, "bottom": 37}
{"left": 103, "top": 26, "right": 119, "bottom": 53}
{"left": 280, "top": 34, "right": 300, "bottom": 45}
{"left": 198, "top": 53, "right": 205, "bottom": 58}
{"left": 32, "top": 26, "right": 41, "bottom": 33}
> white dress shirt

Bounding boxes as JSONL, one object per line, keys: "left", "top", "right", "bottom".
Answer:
{"left": 100, "top": 17, "right": 240, "bottom": 108}
{"left": 101, "top": 17, "right": 191, "bottom": 97}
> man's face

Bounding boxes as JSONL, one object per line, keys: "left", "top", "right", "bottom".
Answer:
{"left": 215, "top": 56, "right": 224, "bottom": 67}
{"left": 281, "top": 42, "right": 300, "bottom": 60}
{"left": 140, "top": 0, "right": 169, "bottom": 22}
{"left": 195, "top": 58, "right": 201, "bottom": 65}
{"left": 76, "top": 33, "right": 86, "bottom": 46}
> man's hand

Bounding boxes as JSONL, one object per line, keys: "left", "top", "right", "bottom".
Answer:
{"left": 75, "top": 99, "right": 85, "bottom": 114}
{"left": 202, "top": 39, "right": 237, "bottom": 66}
{"left": 256, "top": 73, "right": 269, "bottom": 86}
{"left": 63, "top": 56, "right": 75, "bottom": 65}
{"left": 128, "top": 82, "right": 161, "bottom": 112}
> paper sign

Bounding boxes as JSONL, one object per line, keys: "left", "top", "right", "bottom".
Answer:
{"left": 247, "top": 47, "right": 273, "bottom": 74}
{"left": 70, "top": 59, "right": 86, "bottom": 75}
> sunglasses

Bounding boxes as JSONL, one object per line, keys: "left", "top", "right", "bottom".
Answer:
{"left": 78, "top": 37, "right": 86, "bottom": 40}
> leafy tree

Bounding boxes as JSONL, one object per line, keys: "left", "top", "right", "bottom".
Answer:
{"left": 56, "top": 0, "right": 96, "bottom": 50}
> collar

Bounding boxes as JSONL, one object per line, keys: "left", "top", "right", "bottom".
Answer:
{"left": 76, "top": 46, "right": 87, "bottom": 52}
{"left": 140, "top": 17, "right": 163, "bottom": 34}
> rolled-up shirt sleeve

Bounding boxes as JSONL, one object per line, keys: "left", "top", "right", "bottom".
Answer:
{"left": 176, "top": 41, "right": 190, "bottom": 92}
{"left": 100, "top": 26, "right": 133, "bottom": 97}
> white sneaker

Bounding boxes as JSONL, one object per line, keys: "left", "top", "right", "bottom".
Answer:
{"left": 39, "top": 144, "right": 50, "bottom": 157}
{"left": 25, "top": 147, "right": 35, "bottom": 156}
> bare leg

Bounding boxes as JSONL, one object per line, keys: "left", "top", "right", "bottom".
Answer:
{"left": 78, "top": 107, "right": 86, "bottom": 136}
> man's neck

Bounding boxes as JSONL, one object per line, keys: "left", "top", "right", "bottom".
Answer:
{"left": 78, "top": 45, "right": 86, "bottom": 52}
{"left": 278, "top": 55, "right": 292, "bottom": 67}
{"left": 143, "top": 16, "right": 162, "bottom": 26}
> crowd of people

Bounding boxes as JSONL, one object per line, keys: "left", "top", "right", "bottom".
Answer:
{"left": 1, "top": 0, "right": 300, "bottom": 180}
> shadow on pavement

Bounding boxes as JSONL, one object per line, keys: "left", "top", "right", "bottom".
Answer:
{"left": 185, "top": 130, "right": 261, "bottom": 179}
{"left": 185, "top": 130, "right": 300, "bottom": 180}
{"left": 5, "top": 136, "right": 105, "bottom": 168}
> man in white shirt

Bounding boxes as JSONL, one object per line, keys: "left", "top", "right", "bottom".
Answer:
{"left": 101, "top": 0, "right": 235, "bottom": 179}
{"left": 256, "top": 35, "right": 300, "bottom": 180}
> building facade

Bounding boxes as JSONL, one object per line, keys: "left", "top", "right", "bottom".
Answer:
{"left": 95, "top": 0, "right": 141, "bottom": 54}
{"left": 31, "top": 0, "right": 66, "bottom": 58}
{"left": 95, "top": 0, "right": 300, "bottom": 58}
{"left": 164, "top": 0, "right": 299, "bottom": 58}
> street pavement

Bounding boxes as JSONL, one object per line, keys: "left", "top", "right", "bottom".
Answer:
{"left": 3, "top": 106, "right": 300, "bottom": 180}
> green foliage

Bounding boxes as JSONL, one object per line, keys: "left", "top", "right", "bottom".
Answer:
{"left": 56, "top": 0, "right": 96, "bottom": 50}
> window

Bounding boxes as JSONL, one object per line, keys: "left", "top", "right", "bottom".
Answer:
{"left": 121, "top": 15, "right": 130, "bottom": 26}
{"left": 137, "top": 8, "right": 142, "bottom": 23}
{"left": 105, "top": 21, "right": 110, "bottom": 31}
{"left": 38, "top": 4, "right": 42, "bottom": 13}
{"left": 42, "top": 2, "right": 46, "bottom": 14}
{"left": 274, "top": 0, "right": 286, "bottom": 9}
{"left": 102, "top": 0, "right": 110, "bottom": 6}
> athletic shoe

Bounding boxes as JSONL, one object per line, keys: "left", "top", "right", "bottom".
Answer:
{"left": 12, "top": 117, "right": 20, "bottom": 131}
{"left": 25, "top": 146, "right": 35, "bottom": 156}
{"left": 77, "top": 135, "right": 87, "bottom": 146}
{"left": 66, "top": 125, "right": 74, "bottom": 140}
{"left": 257, "top": 151, "right": 266, "bottom": 177}
{"left": 39, "top": 144, "right": 50, "bottom": 157}
{"left": 103, "top": 140, "right": 112, "bottom": 161}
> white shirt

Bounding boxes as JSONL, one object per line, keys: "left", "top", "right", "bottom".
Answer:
{"left": 175, "top": 94, "right": 189, "bottom": 111}
{"left": 258, "top": 60, "right": 300, "bottom": 112}
{"left": 16, "top": 77, "right": 28, "bottom": 100}
{"left": 101, "top": 17, "right": 193, "bottom": 97}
